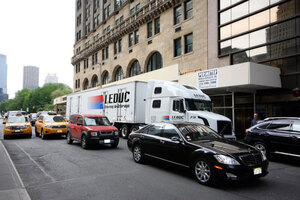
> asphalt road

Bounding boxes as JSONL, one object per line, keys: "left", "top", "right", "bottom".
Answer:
{"left": 1, "top": 119, "right": 300, "bottom": 200}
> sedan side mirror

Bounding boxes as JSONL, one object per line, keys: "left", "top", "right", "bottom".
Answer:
{"left": 2, "top": 121, "right": 5, "bottom": 124}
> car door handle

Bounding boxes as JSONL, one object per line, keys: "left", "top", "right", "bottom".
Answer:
{"left": 291, "top": 136, "right": 298, "bottom": 140}
{"left": 160, "top": 140, "right": 165, "bottom": 144}
{"left": 141, "top": 135, "right": 145, "bottom": 138}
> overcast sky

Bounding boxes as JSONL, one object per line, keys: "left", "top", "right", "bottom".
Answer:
{"left": 0, "top": 0, "right": 75, "bottom": 98}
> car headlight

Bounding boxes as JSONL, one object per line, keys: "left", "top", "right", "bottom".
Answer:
{"left": 44, "top": 125, "right": 51, "bottom": 128}
{"left": 214, "top": 155, "right": 240, "bottom": 165}
{"left": 5, "top": 126, "right": 12, "bottom": 130}
{"left": 114, "top": 131, "right": 119, "bottom": 136}
{"left": 90, "top": 132, "right": 98, "bottom": 136}
{"left": 25, "top": 125, "right": 30, "bottom": 128}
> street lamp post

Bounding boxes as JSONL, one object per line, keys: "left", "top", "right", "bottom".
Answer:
{"left": 99, "top": 62, "right": 102, "bottom": 89}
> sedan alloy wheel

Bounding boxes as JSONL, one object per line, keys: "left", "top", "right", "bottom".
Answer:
{"left": 193, "top": 159, "right": 215, "bottom": 185}
{"left": 133, "top": 145, "right": 144, "bottom": 163}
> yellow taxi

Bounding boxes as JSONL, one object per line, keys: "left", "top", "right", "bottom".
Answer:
{"left": 35, "top": 112, "right": 68, "bottom": 139}
{"left": 3, "top": 115, "right": 32, "bottom": 139}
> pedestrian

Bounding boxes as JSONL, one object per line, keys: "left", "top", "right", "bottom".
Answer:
{"left": 251, "top": 113, "right": 258, "bottom": 127}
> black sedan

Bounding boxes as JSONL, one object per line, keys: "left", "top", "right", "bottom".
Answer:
{"left": 244, "top": 118, "right": 300, "bottom": 158}
{"left": 128, "top": 122, "right": 268, "bottom": 186}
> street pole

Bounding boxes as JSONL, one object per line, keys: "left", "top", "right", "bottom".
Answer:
{"left": 99, "top": 62, "right": 102, "bottom": 88}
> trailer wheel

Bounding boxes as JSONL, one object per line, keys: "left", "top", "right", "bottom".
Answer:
{"left": 130, "top": 125, "right": 139, "bottom": 133}
{"left": 120, "top": 124, "right": 129, "bottom": 139}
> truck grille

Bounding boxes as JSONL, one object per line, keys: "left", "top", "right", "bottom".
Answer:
{"left": 239, "top": 153, "right": 262, "bottom": 166}
{"left": 100, "top": 131, "right": 113, "bottom": 135}
{"left": 217, "top": 121, "right": 232, "bottom": 135}
{"left": 52, "top": 125, "right": 66, "bottom": 129}
{"left": 9, "top": 126, "right": 26, "bottom": 130}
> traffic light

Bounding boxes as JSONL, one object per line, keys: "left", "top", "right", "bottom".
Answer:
{"left": 292, "top": 87, "right": 300, "bottom": 97}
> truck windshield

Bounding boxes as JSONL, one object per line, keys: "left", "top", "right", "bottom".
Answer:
{"left": 84, "top": 117, "right": 111, "bottom": 126}
{"left": 185, "top": 99, "right": 212, "bottom": 112}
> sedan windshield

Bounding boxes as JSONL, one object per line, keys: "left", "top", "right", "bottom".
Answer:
{"left": 7, "top": 117, "right": 28, "bottom": 123}
{"left": 177, "top": 124, "right": 221, "bottom": 141}
{"left": 185, "top": 99, "right": 212, "bottom": 112}
{"left": 44, "top": 116, "right": 66, "bottom": 123}
{"left": 84, "top": 117, "right": 111, "bottom": 126}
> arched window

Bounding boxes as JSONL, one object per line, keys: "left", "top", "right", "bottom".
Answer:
{"left": 114, "top": 66, "right": 123, "bottom": 81}
{"left": 102, "top": 71, "right": 109, "bottom": 85}
{"left": 91, "top": 75, "right": 98, "bottom": 88}
{"left": 83, "top": 78, "right": 89, "bottom": 90}
{"left": 129, "top": 60, "right": 141, "bottom": 77}
{"left": 147, "top": 52, "right": 162, "bottom": 72}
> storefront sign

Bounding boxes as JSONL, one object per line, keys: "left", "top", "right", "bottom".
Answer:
{"left": 197, "top": 69, "right": 218, "bottom": 89}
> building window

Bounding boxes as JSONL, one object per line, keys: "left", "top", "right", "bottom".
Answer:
{"left": 91, "top": 75, "right": 98, "bottom": 87}
{"left": 77, "top": 14, "right": 82, "bottom": 26}
{"left": 129, "top": 60, "right": 141, "bottom": 77}
{"left": 105, "top": 46, "right": 109, "bottom": 59}
{"left": 184, "top": 0, "right": 193, "bottom": 20}
{"left": 130, "top": 7, "right": 135, "bottom": 15}
{"left": 114, "top": 42, "right": 118, "bottom": 55}
{"left": 94, "top": 0, "right": 100, "bottom": 9}
{"left": 114, "top": 67, "right": 123, "bottom": 81}
{"left": 174, "top": 37, "right": 181, "bottom": 57}
{"left": 75, "top": 63, "right": 80, "bottom": 73}
{"left": 184, "top": 33, "right": 193, "bottom": 54}
{"left": 83, "top": 79, "right": 89, "bottom": 90}
{"left": 147, "top": 52, "right": 163, "bottom": 72}
{"left": 174, "top": 5, "right": 182, "bottom": 25}
{"left": 93, "top": 34, "right": 99, "bottom": 41}
{"left": 136, "top": 3, "right": 141, "bottom": 11}
{"left": 129, "top": 32, "right": 133, "bottom": 47}
{"left": 76, "top": 30, "right": 82, "bottom": 42}
{"left": 92, "top": 53, "right": 98, "bottom": 65}
{"left": 102, "top": 49, "right": 105, "bottom": 60}
{"left": 154, "top": 17, "right": 160, "bottom": 34}
{"left": 85, "top": 23, "right": 91, "bottom": 35}
{"left": 93, "top": 15, "right": 100, "bottom": 28}
{"left": 77, "top": 0, "right": 82, "bottom": 10}
{"left": 86, "top": 5, "right": 91, "bottom": 19}
{"left": 120, "top": 15, "right": 124, "bottom": 22}
{"left": 147, "top": 21, "right": 153, "bottom": 38}
{"left": 118, "top": 39, "right": 122, "bottom": 52}
{"left": 134, "top": 29, "right": 139, "bottom": 44}
{"left": 115, "top": 19, "right": 119, "bottom": 26}
{"left": 84, "top": 59, "right": 89, "bottom": 69}
{"left": 102, "top": 71, "right": 109, "bottom": 85}
{"left": 103, "top": 7, "right": 107, "bottom": 20}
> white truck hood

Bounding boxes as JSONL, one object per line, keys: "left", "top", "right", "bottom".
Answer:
{"left": 188, "top": 111, "right": 230, "bottom": 122}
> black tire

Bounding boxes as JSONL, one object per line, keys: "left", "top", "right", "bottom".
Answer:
{"left": 3, "top": 135, "right": 8, "bottom": 139}
{"left": 66, "top": 132, "right": 73, "bottom": 144}
{"left": 110, "top": 141, "right": 119, "bottom": 148}
{"left": 41, "top": 129, "right": 46, "bottom": 140}
{"left": 130, "top": 125, "right": 139, "bottom": 133}
{"left": 81, "top": 135, "right": 89, "bottom": 149}
{"left": 120, "top": 124, "right": 129, "bottom": 139}
{"left": 28, "top": 134, "right": 32, "bottom": 138}
{"left": 35, "top": 126, "right": 39, "bottom": 137}
{"left": 193, "top": 159, "right": 216, "bottom": 186}
{"left": 132, "top": 144, "right": 144, "bottom": 163}
{"left": 253, "top": 142, "right": 268, "bottom": 157}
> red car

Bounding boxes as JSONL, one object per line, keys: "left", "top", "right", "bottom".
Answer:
{"left": 67, "top": 114, "right": 119, "bottom": 149}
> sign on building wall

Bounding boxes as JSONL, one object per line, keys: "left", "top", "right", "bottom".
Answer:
{"left": 197, "top": 69, "right": 218, "bottom": 89}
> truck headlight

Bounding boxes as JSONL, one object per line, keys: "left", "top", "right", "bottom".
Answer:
{"left": 214, "top": 155, "right": 240, "bottom": 165}
{"left": 90, "top": 132, "right": 98, "bottom": 136}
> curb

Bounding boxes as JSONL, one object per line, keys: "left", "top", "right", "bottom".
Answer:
{"left": 0, "top": 140, "right": 31, "bottom": 200}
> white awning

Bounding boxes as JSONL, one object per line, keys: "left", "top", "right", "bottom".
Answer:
{"left": 198, "top": 62, "right": 282, "bottom": 94}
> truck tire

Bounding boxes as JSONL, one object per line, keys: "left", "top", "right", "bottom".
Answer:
{"left": 67, "top": 132, "right": 73, "bottom": 144}
{"left": 81, "top": 135, "right": 89, "bottom": 149}
{"left": 120, "top": 124, "right": 129, "bottom": 139}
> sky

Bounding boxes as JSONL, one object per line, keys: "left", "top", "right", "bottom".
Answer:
{"left": 0, "top": 0, "right": 75, "bottom": 98}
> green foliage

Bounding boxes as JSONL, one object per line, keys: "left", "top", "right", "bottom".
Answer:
{"left": 0, "top": 83, "right": 72, "bottom": 113}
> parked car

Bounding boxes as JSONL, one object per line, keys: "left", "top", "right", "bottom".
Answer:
{"left": 127, "top": 122, "right": 268, "bottom": 186}
{"left": 3, "top": 115, "right": 32, "bottom": 139}
{"left": 35, "top": 113, "right": 68, "bottom": 139}
{"left": 29, "top": 113, "right": 37, "bottom": 126}
{"left": 66, "top": 114, "right": 119, "bottom": 149}
{"left": 244, "top": 118, "right": 300, "bottom": 158}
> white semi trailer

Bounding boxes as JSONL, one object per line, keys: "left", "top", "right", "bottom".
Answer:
{"left": 66, "top": 80, "right": 235, "bottom": 139}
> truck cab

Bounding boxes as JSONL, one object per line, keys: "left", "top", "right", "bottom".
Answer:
{"left": 145, "top": 80, "right": 235, "bottom": 139}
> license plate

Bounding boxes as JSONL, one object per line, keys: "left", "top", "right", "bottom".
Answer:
{"left": 254, "top": 167, "right": 262, "bottom": 175}
{"left": 57, "top": 130, "right": 62, "bottom": 133}
{"left": 15, "top": 130, "right": 20, "bottom": 133}
{"left": 104, "top": 139, "right": 111, "bottom": 144}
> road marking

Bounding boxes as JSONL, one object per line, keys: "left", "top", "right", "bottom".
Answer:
{"left": 15, "top": 143, "right": 56, "bottom": 183}
{"left": 1, "top": 140, "right": 31, "bottom": 200}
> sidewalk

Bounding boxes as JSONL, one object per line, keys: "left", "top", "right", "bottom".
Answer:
{"left": 0, "top": 140, "right": 31, "bottom": 200}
